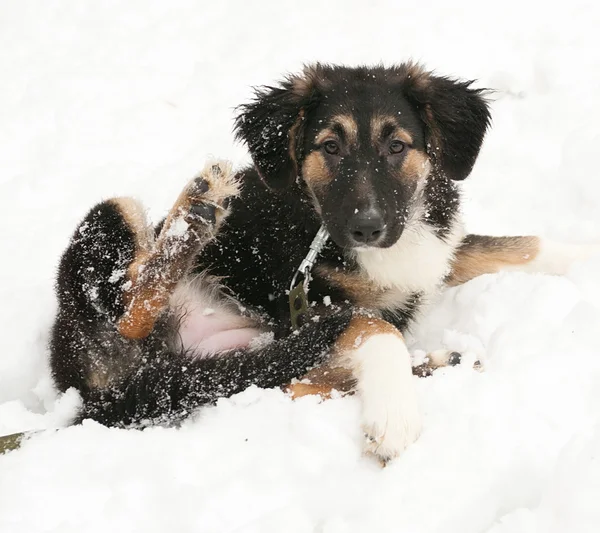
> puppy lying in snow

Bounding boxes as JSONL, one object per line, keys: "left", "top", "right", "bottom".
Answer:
{"left": 49, "top": 63, "right": 599, "bottom": 462}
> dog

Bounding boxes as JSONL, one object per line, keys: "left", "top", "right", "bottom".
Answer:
{"left": 50, "top": 63, "right": 598, "bottom": 461}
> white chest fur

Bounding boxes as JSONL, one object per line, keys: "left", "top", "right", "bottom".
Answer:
{"left": 354, "top": 218, "right": 464, "bottom": 297}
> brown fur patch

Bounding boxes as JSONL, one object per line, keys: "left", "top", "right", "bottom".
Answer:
{"left": 314, "top": 265, "right": 411, "bottom": 311}
{"left": 333, "top": 114, "right": 358, "bottom": 145}
{"left": 286, "top": 365, "right": 355, "bottom": 399}
{"left": 315, "top": 114, "right": 358, "bottom": 147}
{"left": 109, "top": 198, "right": 152, "bottom": 253}
{"left": 287, "top": 317, "right": 401, "bottom": 400}
{"left": 302, "top": 151, "right": 331, "bottom": 191}
{"left": 286, "top": 383, "right": 337, "bottom": 399}
{"left": 314, "top": 266, "right": 382, "bottom": 307}
{"left": 447, "top": 235, "right": 540, "bottom": 286}
{"left": 314, "top": 128, "right": 337, "bottom": 146}
{"left": 401, "top": 150, "right": 430, "bottom": 181}
{"left": 117, "top": 262, "right": 175, "bottom": 339}
{"left": 336, "top": 315, "right": 403, "bottom": 353}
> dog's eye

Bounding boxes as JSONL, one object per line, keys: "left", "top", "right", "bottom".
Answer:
{"left": 323, "top": 141, "right": 340, "bottom": 155}
{"left": 389, "top": 140, "right": 406, "bottom": 154}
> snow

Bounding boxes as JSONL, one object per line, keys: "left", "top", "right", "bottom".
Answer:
{"left": 1, "top": 0, "right": 600, "bottom": 531}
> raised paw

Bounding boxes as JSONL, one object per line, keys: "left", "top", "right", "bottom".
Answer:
{"left": 184, "top": 161, "right": 239, "bottom": 223}
{"left": 182, "top": 160, "right": 240, "bottom": 228}
{"left": 189, "top": 199, "right": 216, "bottom": 225}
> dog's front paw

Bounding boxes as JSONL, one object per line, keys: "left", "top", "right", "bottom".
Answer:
{"left": 362, "top": 391, "right": 422, "bottom": 464}
{"left": 351, "top": 332, "right": 422, "bottom": 464}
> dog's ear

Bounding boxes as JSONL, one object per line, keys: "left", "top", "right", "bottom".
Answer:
{"left": 401, "top": 64, "right": 491, "bottom": 181}
{"left": 235, "top": 67, "right": 321, "bottom": 189}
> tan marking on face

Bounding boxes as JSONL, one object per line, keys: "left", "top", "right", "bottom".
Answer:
{"left": 370, "top": 116, "right": 414, "bottom": 147}
{"left": 302, "top": 150, "right": 331, "bottom": 192}
{"left": 401, "top": 149, "right": 431, "bottom": 181}
{"left": 446, "top": 235, "right": 540, "bottom": 287}
{"left": 315, "top": 128, "right": 337, "bottom": 145}
{"left": 315, "top": 114, "right": 359, "bottom": 146}
{"left": 333, "top": 114, "right": 358, "bottom": 145}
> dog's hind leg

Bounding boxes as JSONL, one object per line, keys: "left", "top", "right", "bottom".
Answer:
{"left": 446, "top": 235, "right": 600, "bottom": 286}
{"left": 51, "top": 160, "right": 238, "bottom": 395}
{"left": 116, "top": 161, "right": 239, "bottom": 339}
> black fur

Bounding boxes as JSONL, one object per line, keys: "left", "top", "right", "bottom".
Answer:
{"left": 234, "top": 82, "right": 319, "bottom": 189}
{"left": 405, "top": 74, "right": 491, "bottom": 180}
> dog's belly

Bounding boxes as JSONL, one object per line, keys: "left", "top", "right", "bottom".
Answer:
{"left": 178, "top": 308, "right": 264, "bottom": 355}
{"left": 170, "top": 278, "right": 266, "bottom": 357}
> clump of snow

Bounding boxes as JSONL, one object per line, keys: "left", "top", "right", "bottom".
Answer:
{"left": 163, "top": 216, "right": 190, "bottom": 239}
{"left": 1, "top": 1, "right": 600, "bottom": 532}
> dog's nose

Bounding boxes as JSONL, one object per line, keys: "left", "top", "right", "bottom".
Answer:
{"left": 349, "top": 211, "right": 385, "bottom": 245}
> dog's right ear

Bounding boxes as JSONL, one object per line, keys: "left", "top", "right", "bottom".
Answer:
{"left": 235, "top": 68, "right": 321, "bottom": 189}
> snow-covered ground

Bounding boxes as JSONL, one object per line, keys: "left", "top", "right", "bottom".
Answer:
{"left": 1, "top": 1, "right": 600, "bottom": 531}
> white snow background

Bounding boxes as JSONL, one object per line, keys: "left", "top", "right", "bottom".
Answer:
{"left": 1, "top": 1, "right": 600, "bottom": 532}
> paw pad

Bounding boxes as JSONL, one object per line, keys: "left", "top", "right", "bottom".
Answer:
{"left": 190, "top": 177, "right": 210, "bottom": 196}
{"left": 448, "top": 352, "right": 462, "bottom": 366}
{"left": 189, "top": 203, "right": 216, "bottom": 224}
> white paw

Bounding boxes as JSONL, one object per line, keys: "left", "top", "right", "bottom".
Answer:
{"left": 361, "top": 387, "right": 422, "bottom": 463}
{"left": 352, "top": 333, "right": 422, "bottom": 463}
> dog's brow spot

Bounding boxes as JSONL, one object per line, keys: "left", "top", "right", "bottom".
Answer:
{"left": 329, "top": 115, "right": 358, "bottom": 145}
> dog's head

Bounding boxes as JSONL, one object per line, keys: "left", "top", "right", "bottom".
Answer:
{"left": 235, "top": 64, "right": 490, "bottom": 249}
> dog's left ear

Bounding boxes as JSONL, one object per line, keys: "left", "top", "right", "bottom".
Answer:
{"left": 235, "top": 67, "right": 321, "bottom": 189}
{"left": 401, "top": 65, "right": 491, "bottom": 181}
